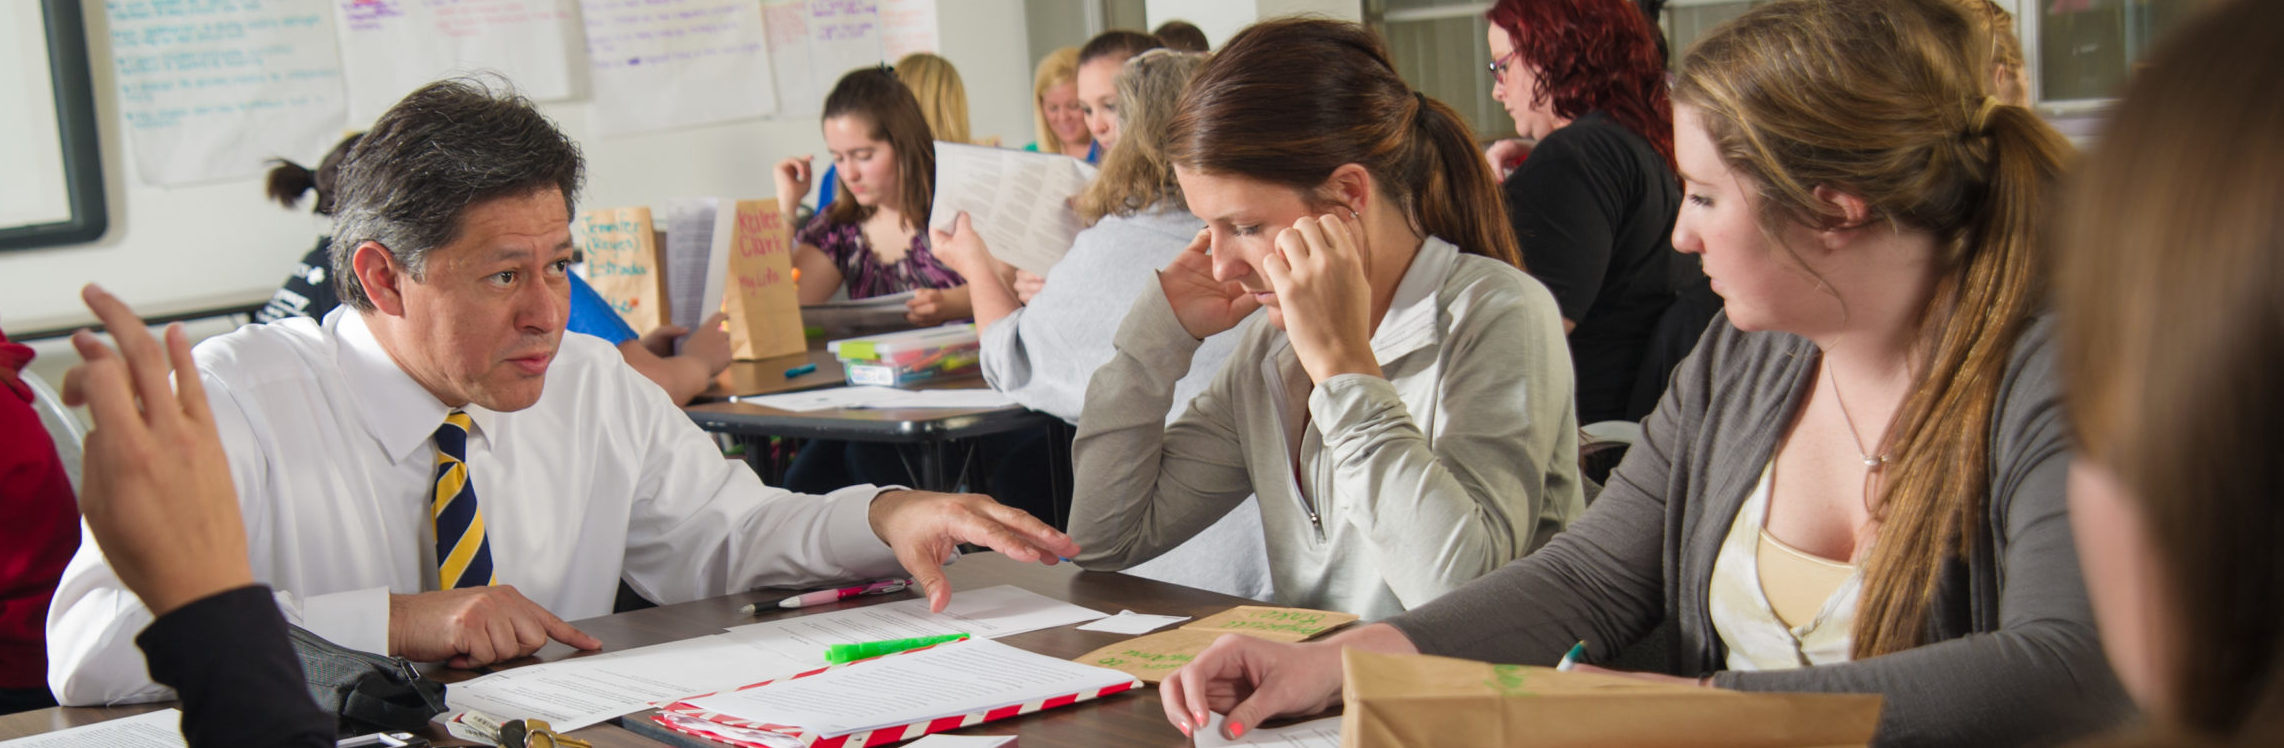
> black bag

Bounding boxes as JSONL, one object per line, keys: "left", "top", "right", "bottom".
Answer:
{"left": 287, "top": 623, "right": 448, "bottom": 733}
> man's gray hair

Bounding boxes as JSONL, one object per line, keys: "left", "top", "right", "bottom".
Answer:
{"left": 329, "top": 77, "right": 585, "bottom": 311}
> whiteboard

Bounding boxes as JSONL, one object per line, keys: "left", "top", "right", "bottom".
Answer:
{"left": 0, "top": 0, "right": 104, "bottom": 250}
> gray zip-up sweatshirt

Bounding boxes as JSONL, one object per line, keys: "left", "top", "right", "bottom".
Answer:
{"left": 1071, "top": 237, "right": 1583, "bottom": 619}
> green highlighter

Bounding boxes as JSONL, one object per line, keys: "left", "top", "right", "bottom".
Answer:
{"left": 824, "top": 633, "right": 970, "bottom": 664}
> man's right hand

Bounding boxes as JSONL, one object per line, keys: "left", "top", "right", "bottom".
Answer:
{"left": 388, "top": 587, "right": 602, "bottom": 669}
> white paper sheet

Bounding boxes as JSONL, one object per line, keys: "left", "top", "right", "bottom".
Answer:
{"left": 903, "top": 735, "right": 1016, "bottom": 748}
{"left": 1196, "top": 714, "right": 1344, "bottom": 748}
{"left": 760, "top": 0, "right": 819, "bottom": 118}
{"left": 733, "top": 385, "right": 912, "bottom": 412}
{"left": 927, "top": 143, "right": 1098, "bottom": 276}
{"left": 1076, "top": 610, "right": 1191, "bottom": 635}
{"left": 733, "top": 386, "right": 1015, "bottom": 411}
{"left": 0, "top": 709, "right": 182, "bottom": 747}
{"left": 446, "top": 633, "right": 813, "bottom": 731}
{"left": 877, "top": 0, "right": 937, "bottom": 60}
{"left": 662, "top": 198, "right": 732, "bottom": 338}
{"left": 722, "top": 585, "right": 1107, "bottom": 664}
{"left": 105, "top": 1, "right": 346, "bottom": 187}
{"left": 804, "top": 0, "right": 883, "bottom": 90}
{"left": 679, "top": 639, "right": 1133, "bottom": 737}
{"left": 333, "top": 0, "right": 579, "bottom": 124}
{"left": 581, "top": 0, "right": 777, "bottom": 135}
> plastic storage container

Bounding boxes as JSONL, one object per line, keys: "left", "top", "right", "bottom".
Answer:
{"left": 826, "top": 324, "right": 982, "bottom": 388}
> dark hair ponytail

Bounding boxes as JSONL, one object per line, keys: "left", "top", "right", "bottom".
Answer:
{"left": 266, "top": 132, "right": 364, "bottom": 216}
{"left": 1166, "top": 18, "right": 1520, "bottom": 269}
{"left": 1407, "top": 93, "right": 1524, "bottom": 270}
{"left": 265, "top": 159, "right": 318, "bottom": 211}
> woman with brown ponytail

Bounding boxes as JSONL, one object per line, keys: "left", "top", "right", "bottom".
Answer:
{"left": 1068, "top": 19, "right": 1584, "bottom": 621}
{"left": 1158, "top": 0, "right": 2129, "bottom": 744}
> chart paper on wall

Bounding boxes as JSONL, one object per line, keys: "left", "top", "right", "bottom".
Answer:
{"left": 106, "top": 1, "right": 347, "bottom": 187}
{"left": 333, "top": 0, "right": 580, "bottom": 125}
{"left": 582, "top": 0, "right": 778, "bottom": 135}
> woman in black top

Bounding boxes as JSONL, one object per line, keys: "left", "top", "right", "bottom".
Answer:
{"left": 1485, "top": 0, "right": 1710, "bottom": 424}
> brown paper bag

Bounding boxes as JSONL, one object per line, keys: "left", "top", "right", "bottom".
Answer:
{"left": 720, "top": 200, "right": 805, "bottom": 359}
{"left": 1074, "top": 605, "right": 1361, "bottom": 684}
{"left": 579, "top": 206, "right": 667, "bottom": 332}
{"left": 1339, "top": 650, "right": 1881, "bottom": 748}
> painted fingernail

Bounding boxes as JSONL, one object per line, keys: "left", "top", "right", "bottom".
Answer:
{"left": 1230, "top": 722, "right": 1247, "bottom": 738}
{"left": 1178, "top": 722, "right": 1191, "bottom": 737}
{"left": 1194, "top": 710, "right": 1208, "bottom": 726}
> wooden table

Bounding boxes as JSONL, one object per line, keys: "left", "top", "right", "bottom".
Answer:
{"left": 0, "top": 555, "right": 1258, "bottom": 747}
{"left": 695, "top": 351, "right": 845, "bottom": 401}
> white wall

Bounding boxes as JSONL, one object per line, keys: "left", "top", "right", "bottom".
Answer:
{"left": 1, "top": 0, "right": 1033, "bottom": 334}
{"left": 1146, "top": 0, "right": 1361, "bottom": 49}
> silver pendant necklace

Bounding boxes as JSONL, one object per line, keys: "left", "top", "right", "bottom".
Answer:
{"left": 1826, "top": 362, "right": 1892, "bottom": 471}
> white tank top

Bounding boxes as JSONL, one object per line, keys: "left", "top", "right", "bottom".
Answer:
{"left": 1707, "top": 459, "right": 1863, "bottom": 671}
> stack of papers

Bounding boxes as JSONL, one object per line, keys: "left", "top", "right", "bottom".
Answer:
{"left": 657, "top": 639, "right": 1140, "bottom": 746}
{"left": 445, "top": 586, "right": 1106, "bottom": 730}
{"left": 733, "top": 386, "right": 1017, "bottom": 412}
{"left": 0, "top": 709, "right": 183, "bottom": 747}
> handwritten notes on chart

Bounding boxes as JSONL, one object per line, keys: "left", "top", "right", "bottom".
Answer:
{"left": 333, "top": 0, "right": 578, "bottom": 124}
{"left": 722, "top": 201, "right": 805, "bottom": 359}
{"left": 580, "top": 0, "right": 776, "bottom": 135}
{"left": 877, "top": 0, "right": 937, "bottom": 61}
{"left": 105, "top": 1, "right": 346, "bottom": 186}
{"left": 580, "top": 206, "right": 668, "bottom": 331}
{"left": 1076, "top": 606, "right": 1360, "bottom": 684}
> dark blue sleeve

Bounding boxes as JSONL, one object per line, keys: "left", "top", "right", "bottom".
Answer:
{"left": 567, "top": 272, "right": 640, "bottom": 344}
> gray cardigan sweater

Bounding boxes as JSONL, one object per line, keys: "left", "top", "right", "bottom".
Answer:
{"left": 1385, "top": 313, "right": 2132, "bottom": 746}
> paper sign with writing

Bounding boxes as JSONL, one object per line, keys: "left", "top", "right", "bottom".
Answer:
{"left": 580, "top": 207, "right": 668, "bottom": 332}
{"left": 720, "top": 200, "right": 806, "bottom": 359}
{"left": 1185, "top": 606, "right": 1359, "bottom": 642}
{"left": 1073, "top": 605, "right": 1359, "bottom": 684}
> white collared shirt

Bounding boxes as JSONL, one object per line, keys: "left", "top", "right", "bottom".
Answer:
{"left": 47, "top": 309, "right": 902, "bottom": 706}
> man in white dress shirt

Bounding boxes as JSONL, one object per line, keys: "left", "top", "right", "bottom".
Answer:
{"left": 45, "top": 78, "right": 1081, "bottom": 706}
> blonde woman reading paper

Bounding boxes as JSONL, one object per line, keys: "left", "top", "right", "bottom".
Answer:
{"left": 934, "top": 50, "right": 1272, "bottom": 600}
{"left": 1065, "top": 20, "right": 1582, "bottom": 622}
{"left": 1156, "top": 1, "right": 2130, "bottom": 744}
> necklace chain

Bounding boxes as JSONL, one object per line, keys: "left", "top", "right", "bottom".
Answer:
{"left": 1826, "top": 362, "right": 1892, "bottom": 471}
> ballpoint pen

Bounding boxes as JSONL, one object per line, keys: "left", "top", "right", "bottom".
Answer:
{"left": 739, "top": 578, "right": 914, "bottom": 616}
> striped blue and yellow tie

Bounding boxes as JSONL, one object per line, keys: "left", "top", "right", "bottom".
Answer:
{"left": 431, "top": 411, "right": 495, "bottom": 589}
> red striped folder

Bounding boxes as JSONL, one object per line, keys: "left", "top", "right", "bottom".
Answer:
{"left": 651, "top": 641, "right": 1142, "bottom": 747}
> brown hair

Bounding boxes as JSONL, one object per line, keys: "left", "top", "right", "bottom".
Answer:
{"left": 266, "top": 133, "right": 363, "bottom": 216}
{"left": 820, "top": 67, "right": 935, "bottom": 233}
{"left": 1078, "top": 29, "right": 1162, "bottom": 67}
{"left": 1153, "top": 20, "right": 1209, "bottom": 52}
{"left": 894, "top": 52, "right": 973, "bottom": 145}
{"left": 2058, "top": 0, "right": 2284, "bottom": 739}
{"left": 1031, "top": 46, "right": 1081, "bottom": 153}
{"left": 1674, "top": 0, "right": 2073, "bottom": 658}
{"left": 1955, "top": 0, "right": 2028, "bottom": 105}
{"left": 1076, "top": 49, "right": 1205, "bottom": 224}
{"left": 1165, "top": 18, "right": 1520, "bottom": 269}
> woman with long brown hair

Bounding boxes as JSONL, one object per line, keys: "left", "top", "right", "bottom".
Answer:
{"left": 772, "top": 67, "right": 968, "bottom": 325}
{"left": 1158, "top": 0, "right": 2127, "bottom": 743}
{"left": 2056, "top": 0, "right": 2284, "bottom": 742}
{"left": 1067, "top": 19, "right": 1583, "bottom": 621}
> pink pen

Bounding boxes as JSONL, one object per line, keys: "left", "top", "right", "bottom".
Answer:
{"left": 740, "top": 578, "right": 915, "bottom": 615}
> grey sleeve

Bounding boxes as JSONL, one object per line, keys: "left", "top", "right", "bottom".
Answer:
{"left": 1066, "top": 287, "right": 1255, "bottom": 569}
{"left": 1713, "top": 328, "right": 2131, "bottom": 746}
{"left": 978, "top": 305, "right": 1080, "bottom": 423}
{"left": 1381, "top": 319, "right": 1704, "bottom": 665}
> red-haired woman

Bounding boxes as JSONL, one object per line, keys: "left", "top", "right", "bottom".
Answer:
{"left": 1486, "top": 0, "right": 1713, "bottom": 424}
